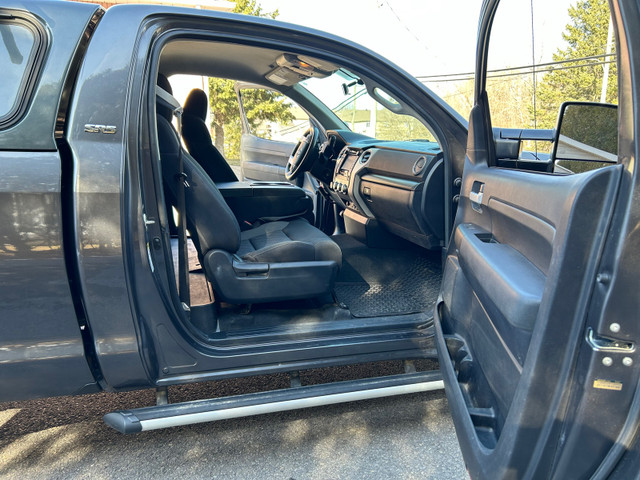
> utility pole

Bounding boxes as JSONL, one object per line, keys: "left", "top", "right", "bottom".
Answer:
{"left": 369, "top": 99, "right": 377, "bottom": 138}
{"left": 600, "top": 16, "right": 614, "bottom": 103}
{"left": 351, "top": 85, "right": 357, "bottom": 131}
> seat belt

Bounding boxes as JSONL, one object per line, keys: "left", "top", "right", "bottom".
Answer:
{"left": 157, "top": 86, "right": 190, "bottom": 312}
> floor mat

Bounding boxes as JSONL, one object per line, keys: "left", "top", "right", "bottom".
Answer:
{"left": 333, "top": 235, "right": 442, "bottom": 317}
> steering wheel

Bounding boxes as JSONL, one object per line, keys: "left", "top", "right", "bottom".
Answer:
{"left": 285, "top": 126, "right": 319, "bottom": 181}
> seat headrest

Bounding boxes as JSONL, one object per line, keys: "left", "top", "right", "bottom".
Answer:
{"left": 156, "top": 74, "right": 177, "bottom": 121}
{"left": 183, "top": 88, "right": 208, "bottom": 122}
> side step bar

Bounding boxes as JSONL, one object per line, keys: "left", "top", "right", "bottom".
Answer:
{"left": 104, "top": 371, "right": 443, "bottom": 434}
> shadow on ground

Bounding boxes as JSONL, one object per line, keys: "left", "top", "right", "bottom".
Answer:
{"left": 0, "top": 360, "right": 467, "bottom": 480}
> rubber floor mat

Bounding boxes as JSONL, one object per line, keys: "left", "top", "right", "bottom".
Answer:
{"left": 333, "top": 239, "right": 442, "bottom": 317}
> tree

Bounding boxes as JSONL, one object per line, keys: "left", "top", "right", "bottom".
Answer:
{"left": 209, "top": 78, "right": 242, "bottom": 158}
{"left": 232, "top": 0, "right": 278, "bottom": 18}
{"left": 225, "top": 87, "right": 295, "bottom": 160}
{"left": 443, "top": 79, "right": 475, "bottom": 122}
{"left": 208, "top": 0, "right": 291, "bottom": 160}
{"left": 534, "top": 0, "right": 616, "bottom": 128}
{"left": 488, "top": 75, "right": 534, "bottom": 129}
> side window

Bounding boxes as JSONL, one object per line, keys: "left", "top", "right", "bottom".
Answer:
{"left": 0, "top": 15, "right": 44, "bottom": 128}
{"left": 167, "top": 77, "right": 307, "bottom": 166}
{"left": 486, "top": 0, "right": 617, "bottom": 173}
{"left": 238, "top": 87, "right": 309, "bottom": 144}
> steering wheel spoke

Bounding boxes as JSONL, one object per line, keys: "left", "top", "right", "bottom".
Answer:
{"left": 285, "top": 126, "right": 319, "bottom": 181}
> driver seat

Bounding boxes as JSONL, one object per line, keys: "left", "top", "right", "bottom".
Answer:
{"left": 156, "top": 76, "right": 341, "bottom": 304}
{"left": 182, "top": 88, "right": 238, "bottom": 183}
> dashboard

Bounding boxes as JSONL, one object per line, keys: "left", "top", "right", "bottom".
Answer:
{"left": 319, "top": 130, "right": 445, "bottom": 250}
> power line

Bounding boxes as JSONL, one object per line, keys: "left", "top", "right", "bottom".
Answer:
{"left": 415, "top": 53, "right": 616, "bottom": 81}
{"left": 381, "top": 0, "right": 428, "bottom": 52}
{"left": 423, "top": 59, "right": 616, "bottom": 84}
{"left": 488, "top": 60, "right": 616, "bottom": 79}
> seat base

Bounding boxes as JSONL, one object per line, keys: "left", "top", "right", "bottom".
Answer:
{"left": 204, "top": 250, "right": 338, "bottom": 304}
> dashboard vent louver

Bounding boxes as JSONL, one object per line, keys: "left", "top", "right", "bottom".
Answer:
{"left": 413, "top": 156, "right": 427, "bottom": 176}
{"left": 360, "top": 151, "right": 372, "bottom": 164}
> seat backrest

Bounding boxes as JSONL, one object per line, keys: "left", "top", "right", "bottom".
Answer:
{"left": 182, "top": 88, "right": 238, "bottom": 183}
{"left": 156, "top": 80, "right": 240, "bottom": 255}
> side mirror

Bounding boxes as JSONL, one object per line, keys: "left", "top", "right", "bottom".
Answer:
{"left": 551, "top": 101, "right": 618, "bottom": 164}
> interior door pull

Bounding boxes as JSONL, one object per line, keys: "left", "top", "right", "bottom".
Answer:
{"left": 469, "top": 190, "right": 484, "bottom": 204}
{"left": 470, "top": 182, "right": 485, "bottom": 211}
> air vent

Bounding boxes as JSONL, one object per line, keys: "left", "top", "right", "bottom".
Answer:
{"left": 360, "top": 151, "right": 372, "bottom": 164}
{"left": 412, "top": 156, "right": 427, "bottom": 175}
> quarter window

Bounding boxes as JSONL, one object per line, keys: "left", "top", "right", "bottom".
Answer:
{"left": 0, "top": 16, "right": 44, "bottom": 127}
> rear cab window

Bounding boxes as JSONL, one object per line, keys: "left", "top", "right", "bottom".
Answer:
{"left": 0, "top": 13, "right": 46, "bottom": 128}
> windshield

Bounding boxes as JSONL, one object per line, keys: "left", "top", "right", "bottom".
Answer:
{"left": 300, "top": 70, "right": 437, "bottom": 144}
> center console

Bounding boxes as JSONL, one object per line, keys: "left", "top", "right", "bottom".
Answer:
{"left": 217, "top": 181, "right": 313, "bottom": 227}
{"left": 329, "top": 147, "right": 360, "bottom": 196}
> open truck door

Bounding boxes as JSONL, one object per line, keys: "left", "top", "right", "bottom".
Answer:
{"left": 235, "top": 82, "right": 309, "bottom": 184}
{"left": 435, "top": 0, "right": 640, "bottom": 478}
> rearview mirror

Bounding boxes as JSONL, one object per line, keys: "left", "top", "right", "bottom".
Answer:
{"left": 551, "top": 102, "right": 618, "bottom": 163}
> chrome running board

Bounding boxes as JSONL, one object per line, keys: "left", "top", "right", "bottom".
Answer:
{"left": 104, "top": 370, "right": 443, "bottom": 433}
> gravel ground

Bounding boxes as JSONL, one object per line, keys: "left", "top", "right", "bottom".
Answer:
{"left": 0, "top": 362, "right": 468, "bottom": 480}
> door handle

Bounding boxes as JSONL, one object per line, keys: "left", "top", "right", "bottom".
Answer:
{"left": 469, "top": 190, "right": 484, "bottom": 205}
{"left": 469, "top": 181, "right": 485, "bottom": 211}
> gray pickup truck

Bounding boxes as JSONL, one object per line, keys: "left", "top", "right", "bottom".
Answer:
{"left": 2, "top": 0, "right": 640, "bottom": 478}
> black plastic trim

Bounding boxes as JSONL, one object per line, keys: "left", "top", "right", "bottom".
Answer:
{"left": 56, "top": 9, "right": 107, "bottom": 390}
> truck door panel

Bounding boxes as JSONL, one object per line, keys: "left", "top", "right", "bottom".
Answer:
{"left": 433, "top": 0, "right": 640, "bottom": 474}
{"left": 438, "top": 151, "right": 622, "bottom": 476}
{"left": 240, "top": 133, "right": 295, "bottom": 182}
{"left": 235, "top": 83, "right": 307, "bottom": 184}
{"left": 65, "top": 5, "right": 156, "bottom": 390}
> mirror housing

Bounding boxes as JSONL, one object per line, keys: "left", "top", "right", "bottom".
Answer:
{"left": 551, "top": 101, "right": 618, "bottom": 164}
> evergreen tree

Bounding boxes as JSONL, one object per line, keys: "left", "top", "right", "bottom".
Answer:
{"left": 534, "top": 0, "right": 616, "bottom": 128}
{"left": 208, "top": 0, "right": 293, "bottom": 160}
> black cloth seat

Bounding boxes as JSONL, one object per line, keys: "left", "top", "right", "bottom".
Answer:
{"left": 156, "top": 76, "right": 341, "bottom": 304}
{"left": 182, "top": 88, "right": 238, "bottom": 183}
{"left": 237, "top": 219, "right": 343, "bottom": 264}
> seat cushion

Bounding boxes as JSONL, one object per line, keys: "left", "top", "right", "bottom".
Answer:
{"left": 238, "top": 219, "right": 342, "bottom": 265}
